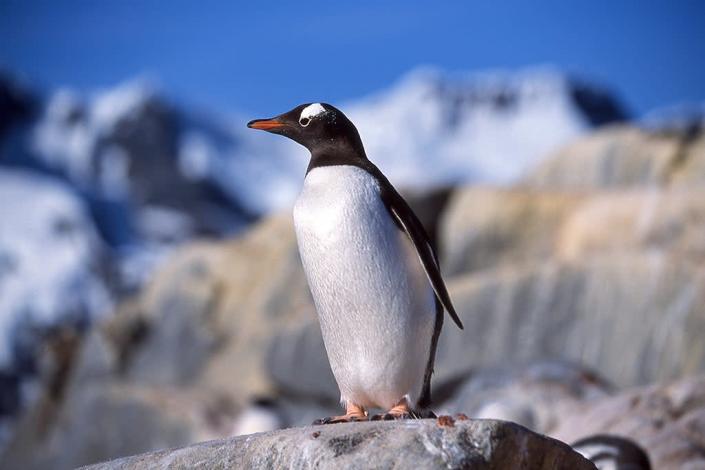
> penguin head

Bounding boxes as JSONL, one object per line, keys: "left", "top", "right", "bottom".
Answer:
{"left": 247, "top": 103, "right": 363, "bottom": 155}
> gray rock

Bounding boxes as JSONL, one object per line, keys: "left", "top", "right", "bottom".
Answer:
{"left": 551, "top": 375, "right": 705, "bottom": 470}
{"left": 444, "top": 362, "right": 610, "bottom": 434}
{"left": 267, "top": 320, "right": 338, "bottom": 404}
{"left": 440, "top": 186, "right": 705, "bottom": 278}
{"left": 435, "top": 254, "right": 705, "bottom": 390}
{"left": 84, "top": 419, "right": 595, "bottom": 470}
{"left": 524, "top": 124, "right": 705, "bottom": 189}
{"left": 440, "top": 187, "right": 585, "bottom": 276}
{"left": 0, "top": 382, "right": 195, "bottom": 470}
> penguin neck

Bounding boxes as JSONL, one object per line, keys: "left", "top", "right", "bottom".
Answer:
{"left": 306, "top": 140, "right": 369, "bottom": 175}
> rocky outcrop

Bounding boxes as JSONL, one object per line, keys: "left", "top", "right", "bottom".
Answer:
{"left": 552, "top": 375, "right": 705, "bottom": 470}
{"left": 84, "top": 419, "right": 594, "bottom": 470}
{"left": 440, "top": 188, "right": 586, "bottom": 276}
{"left": 436, "top": 253, "right": 705, "bottom": 389}
{"left": 440, "top": 186, "right": 705, "bottom": 276}
{"left": 524, "top": 124, "right": 705, "bottom": 189}
{"left": 434, "top": 185, "right": 705, "bottom": 389}
{"left": 443, "top": 361, "right": 610, "bottom": 434}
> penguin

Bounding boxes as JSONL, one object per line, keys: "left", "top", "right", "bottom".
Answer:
{"left": 571, "top": 434, "right": 651, "bottom": 470}
{"left": 248, "top": 103, "right": 463, "bottom": 423}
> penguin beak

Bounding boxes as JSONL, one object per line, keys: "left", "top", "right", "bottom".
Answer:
{"left": 247, "top": 118, "right": 288, "bottom": 131}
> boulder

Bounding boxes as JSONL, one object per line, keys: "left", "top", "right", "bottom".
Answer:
{"left": 84, "top": 419, "right": 594, "bottom": 470}
{"left": 440, "top": 186, "right": 705, "bottom": 277}
{"left": 524, "top": 124, "right": 705, "bottom": 189}
{"left": 114, "top": 213, "right": 315, "bottom": 399}
{"left": 443, "top": 361, "right": 610, "bottom": 434}
{"left": 435, "top": 253, "right": 705, "bottom": 389}
{"left": 439, "top": 187, "right": 585, "bottom": 275}
{"left": 551, "top": 375, "right": 705, "bottom": 470}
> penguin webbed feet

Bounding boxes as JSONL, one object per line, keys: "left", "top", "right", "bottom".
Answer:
{"left": 369, "top": 397, "right": 437, "bottom": 421}
{"left": 370, "top": 408, "right": 436, "bottom": 421}
{"left": 312, "top": 403, "right": 368, "bottom": 425}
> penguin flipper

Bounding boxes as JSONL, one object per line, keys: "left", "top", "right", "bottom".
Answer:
{"left": 379, "top": 183, "right": 464, "bottom": 330}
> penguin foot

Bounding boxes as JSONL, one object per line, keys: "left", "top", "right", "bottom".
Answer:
{"left": 370, "top": 409, "right": 433, "bottom": 420}
{"left": 312, "top": 403, "right": 367, "bottom": 425}
{"left": 370, "top": 397, "right": 418, "bottom": 421}
{"left": 370, "top": 411, "right": 411, "bottom": 421}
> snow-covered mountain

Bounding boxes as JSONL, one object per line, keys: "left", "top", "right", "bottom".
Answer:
{"left": 5, "top": 67, "right": 628, "bottom": 226}
{"left": 0, "top": 169, "right": 111, "bottom": 371}
{"left": 346, "top": 68, "right": 626, "bottom": 188}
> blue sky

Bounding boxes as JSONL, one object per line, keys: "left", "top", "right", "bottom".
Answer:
{"left": 1, "top": 1, "right": 704, "bottom": 117}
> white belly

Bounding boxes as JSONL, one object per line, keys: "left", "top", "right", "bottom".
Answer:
{"left": 293, "top": 165, "right": 435, "bottom": 409}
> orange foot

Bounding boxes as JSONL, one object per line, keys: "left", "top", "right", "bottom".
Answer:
{"left": 371, "top": 397, "right": 420, "bottom": 421}
{"left": 313, "top": 403, "right": 367, "bottom": 425}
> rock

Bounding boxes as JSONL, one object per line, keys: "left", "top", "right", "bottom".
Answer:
{"left": 551, "top": 375, "right": 705, "bottom": 469}
{"left": 112, "top": 213, "right": 315, "bottom": 398}
{"left": 267, "top": 320, "right": 338, "bottom": 405}
{"left": 435, "top": 253, "right": 705, "bottom": 390}
{"left": 84, "top": 419, "right": 594, "bottom": 470}
{"left": 1, "top": 382, "right": 198, "bottom": 470}
{"left": 440, "top": 187, "right": 585, "bottom": 276}
{"left": 524, "top": 124, "right": 705, "bottom": 189}
{"left": 440, "top": 186, "right": 705, "bottom": 277}
{"left": 444, "top": 361, "right": 610, "bottom": 434}
{"left": 401, "top": 186, "right": 454, "bottom": 251}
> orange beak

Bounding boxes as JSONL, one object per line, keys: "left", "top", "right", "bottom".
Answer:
{"left": 247, "top": 118, "right": 287, "bottom": 131}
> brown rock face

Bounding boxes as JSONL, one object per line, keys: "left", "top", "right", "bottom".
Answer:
{"left": 122, "top": 213, "right": 315, "bottom": 398}
{"left": 83, "top": 420, "right": 595, "bottom": 470}
{"left": 524, "top": 124, "right": 705, "bottom": 189}
{"left": 440, "top": 187, "right": 586, "bottom": 275}
{"left": 441, "top": 186, "right": 705, "bottom": 277}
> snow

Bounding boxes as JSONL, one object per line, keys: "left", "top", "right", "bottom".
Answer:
{"left": 0, "top": 169, "right": 111, "bottom": 370}
{"left": 31, "top": 80, "right": 158, "bottom": 196}
{"left": 344, "top": 67, "right": 592, "bottom": 189}
{"left": 28, "top": 67, "right": 613, "bottom": 221}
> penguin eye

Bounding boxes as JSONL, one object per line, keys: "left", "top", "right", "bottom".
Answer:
{"left": 299, "top": 117, "right": 311, "bottom": 127}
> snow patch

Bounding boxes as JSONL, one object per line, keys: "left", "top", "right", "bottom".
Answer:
{"left": 0, "top": 169, "right": 111, "bottom": 370}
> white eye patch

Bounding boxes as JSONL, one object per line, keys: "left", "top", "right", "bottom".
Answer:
{"left": 299, "top": 103, "right": 326, "bottom": 126}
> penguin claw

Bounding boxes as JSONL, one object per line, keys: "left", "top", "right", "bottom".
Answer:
{"left": 371, "top": 412, "right": 412, "bottom": 421}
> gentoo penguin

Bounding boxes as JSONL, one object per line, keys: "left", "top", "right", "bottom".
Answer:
{"left": 571, "top": 434, "right": 651, "bottom": 470}
{"left": 248, "top": 103, "right": 463, "bottom": 423}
